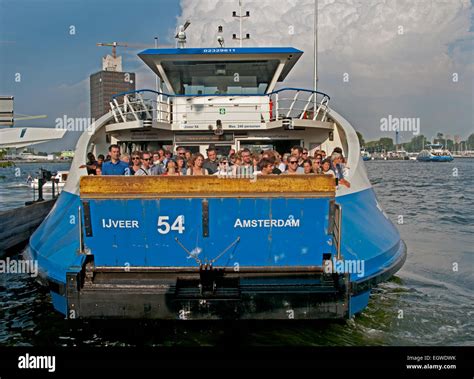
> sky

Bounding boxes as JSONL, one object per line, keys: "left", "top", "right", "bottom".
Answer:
{"left": 0, "top": 0, "right": 473, "bottom": 152}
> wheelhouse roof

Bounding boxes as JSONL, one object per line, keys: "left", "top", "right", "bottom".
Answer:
{"left": 138, "top": 47, "right": 303, "bottom": 94}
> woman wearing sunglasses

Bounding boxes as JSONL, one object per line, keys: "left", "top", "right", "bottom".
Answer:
{"left": 214, "top": 157, "right": 232, "bottom": 177}
{"left": 129, "top": 151, "right": 142, "bottom": 176}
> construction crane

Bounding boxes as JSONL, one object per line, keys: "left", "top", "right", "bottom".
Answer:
{"left": 97, "top": 41, "right": 152, "bottom": 58}
{"left": 96, "top": 42, "right": 129, "bottom": 58}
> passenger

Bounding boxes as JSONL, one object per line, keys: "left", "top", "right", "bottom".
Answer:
{"left": 252, "top": 154, "right": 261, "bottom": 171}
{"left": 129, "top": 151, "right": 142, "bottom": 175}
{"left": 302, "top": 148, "right": 309, "bottom": 160}
{"left": 320, "top": 150, "right": 327, "bottom": 159}
{"left": 162, "top": 160, "right": 180, "bottom": 176}
{"left": 291, "top": 145, "right": 304, "bottom": 166}
{"left": 175, "top": 156, "right": 187, "bottom": 175}
{"left": 273, "top": 152, "right": 283, "bottom": 174}
{"left": 285, "top": 157, "right": 304, "bottom": 174}
{"left": 186, "top": 153, "right": 209, "bottom": 176}
{"left": 214, "top": 157, "right": 232, "bottom": 176}
{"left": 279, "top": 153, "right": 289, "bottom": 172}
{"left": 158, "top": 149, "right": 165, "bottom": 160}
{"left": 303, "top": 159, "right": 314, "bottom": 174}
{"left": 321, "top": 158, "right": 336, "bottom": 177}
{"left": 121, "top": 153, "right": 130, "bottom": 164}
{"left": 176, "top": 146, "right": 186, "bottom": 157}
{"left": 232, "top": 148, "right": 253, "bottom": 176}
{"left": 97, "top": 154, "right": 105, "bottom": 168}
{"left": 101, "top": 145, "right": 130, "bottom": 175}
{"left": 175, "top": 146, "right": 187, "bottom": 168}
{"left": 330, "top": 152, "right": 351, "bottom": 188}
{"left": 79, "top": 152, "right": 98, "bottom": 175}
{"left": 134, "top": 151, "right": 152, "bottom": 176}
{"left": 312, "top": 157, "right": 322, "bottom": 174}
{"left": 203, "top": 147, "right": 219, "bottom": 174}
{"left": 257, "top": 158, "right": 274, "bottom": 175}
{"left": 152, "top": 151, "right": 161, "bottom": 166}
{"left": 185, "top": 150, "right": 192, "bottom": 162}
{"left": 228, "top": 148, "right": 236, "bottom": 157}
{"left": 95, "top": 166, "right": 102, "bottom": 175}
{"left": 229, "top": 153, "right": 237, "bottom": 166}
{"left": 261, "top": 150, "right": 282, "bottom": 175}
{"left": 163, "top": 150, "right": 173, "bottom": 166}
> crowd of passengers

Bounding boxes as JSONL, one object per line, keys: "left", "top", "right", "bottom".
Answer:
{"left": 81, "top": 144, "right": 350, "bottom": 187}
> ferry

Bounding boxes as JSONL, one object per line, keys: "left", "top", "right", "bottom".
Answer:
{"left": 28, "top": 44, "right": 407, "bottom": 320}
{"left": 417, "top": 143, "right": 454, "bottom": 162}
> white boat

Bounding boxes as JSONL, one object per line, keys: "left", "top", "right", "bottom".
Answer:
{"left": 360, "top": 149, "right": 372, "bottom": 161}
{"left": 29, "top": 171, "right": 69, "bottom": 191}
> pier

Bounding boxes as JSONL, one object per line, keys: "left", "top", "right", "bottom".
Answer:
{"left": 0, "top": 199, "right": 56, "bottom": 257}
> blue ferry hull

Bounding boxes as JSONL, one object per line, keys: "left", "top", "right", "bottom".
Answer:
{"left": 417, "top": 155, "right": 454, "bottom": 162}
{"left": 29, "top": 187, "right": 406, "bottom": 320}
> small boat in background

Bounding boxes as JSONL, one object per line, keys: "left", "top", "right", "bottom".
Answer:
{"left": 417, "top": 144, "right": 454, "bottom": 162}
{"left": 360, "top": 149, "right": 372, "bottom": 161}
{"left": 29, "top": 171, "right": 68, "bottom": 192}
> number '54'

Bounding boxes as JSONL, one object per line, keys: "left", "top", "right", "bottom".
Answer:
{"left": 157, "top": 215, "right": 185, "bottom": 234}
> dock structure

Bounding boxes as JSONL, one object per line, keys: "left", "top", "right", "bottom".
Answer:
{"left": 0, "top": 199, "right": 56, "bottom": 257}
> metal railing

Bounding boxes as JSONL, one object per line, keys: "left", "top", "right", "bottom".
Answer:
{"left": 110, "top": 88, "right": 331, "bottom": 127}
{"left": 268, "top": 88, "right": 330, "bottom": 122}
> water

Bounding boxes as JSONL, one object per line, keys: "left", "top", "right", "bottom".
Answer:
{"left": 0, "top": 160, "right": 473, "bottom": 346}
{"left": 0, "top": 162, "right": 71, "bottom": 211}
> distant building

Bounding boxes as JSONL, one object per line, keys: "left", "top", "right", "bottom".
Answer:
{"left": 90, "top": 55, "right": 135, "bottom": 121}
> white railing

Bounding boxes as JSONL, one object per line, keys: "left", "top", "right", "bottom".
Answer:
{"left": 110, "top": 88, "right": 331, "bottom": 126}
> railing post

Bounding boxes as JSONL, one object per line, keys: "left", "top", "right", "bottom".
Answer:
{"left": 275, "top": 93, "right": 279, "bottom": 120}
{"left": 286, "top": 90, "right": 299, "bottom": 118}
{"left": 167, "top": 97, "right": 171, "bottom": 123}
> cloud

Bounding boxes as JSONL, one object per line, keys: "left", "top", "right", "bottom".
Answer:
{"left": 175, "top": 0, "right": 473, "bottom": 140}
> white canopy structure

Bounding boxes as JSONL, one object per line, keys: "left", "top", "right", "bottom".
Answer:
{"left": 0, "top": 127, "right": 66, "bottom": 149}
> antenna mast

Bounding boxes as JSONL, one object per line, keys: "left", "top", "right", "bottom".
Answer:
{"left": 232, "top": 0, "right": 250, "bottom": 47}
{"left": 313, "top": 0, "right": 318, "bottom": 110}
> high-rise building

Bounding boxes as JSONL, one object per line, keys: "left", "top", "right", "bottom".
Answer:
{"left": 90, "top": 55, "right": 135, "bottom": 121}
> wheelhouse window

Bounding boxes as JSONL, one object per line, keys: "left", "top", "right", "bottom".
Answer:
{"left": 161, "top": 60, "right": 280, "bottom": 95}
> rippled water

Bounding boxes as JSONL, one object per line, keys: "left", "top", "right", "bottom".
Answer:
{"left": 0, "top": 162, "right": 71, "bottom": 211}
{"left": 0, "top": 160, "right": 473, "bottom": 346}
